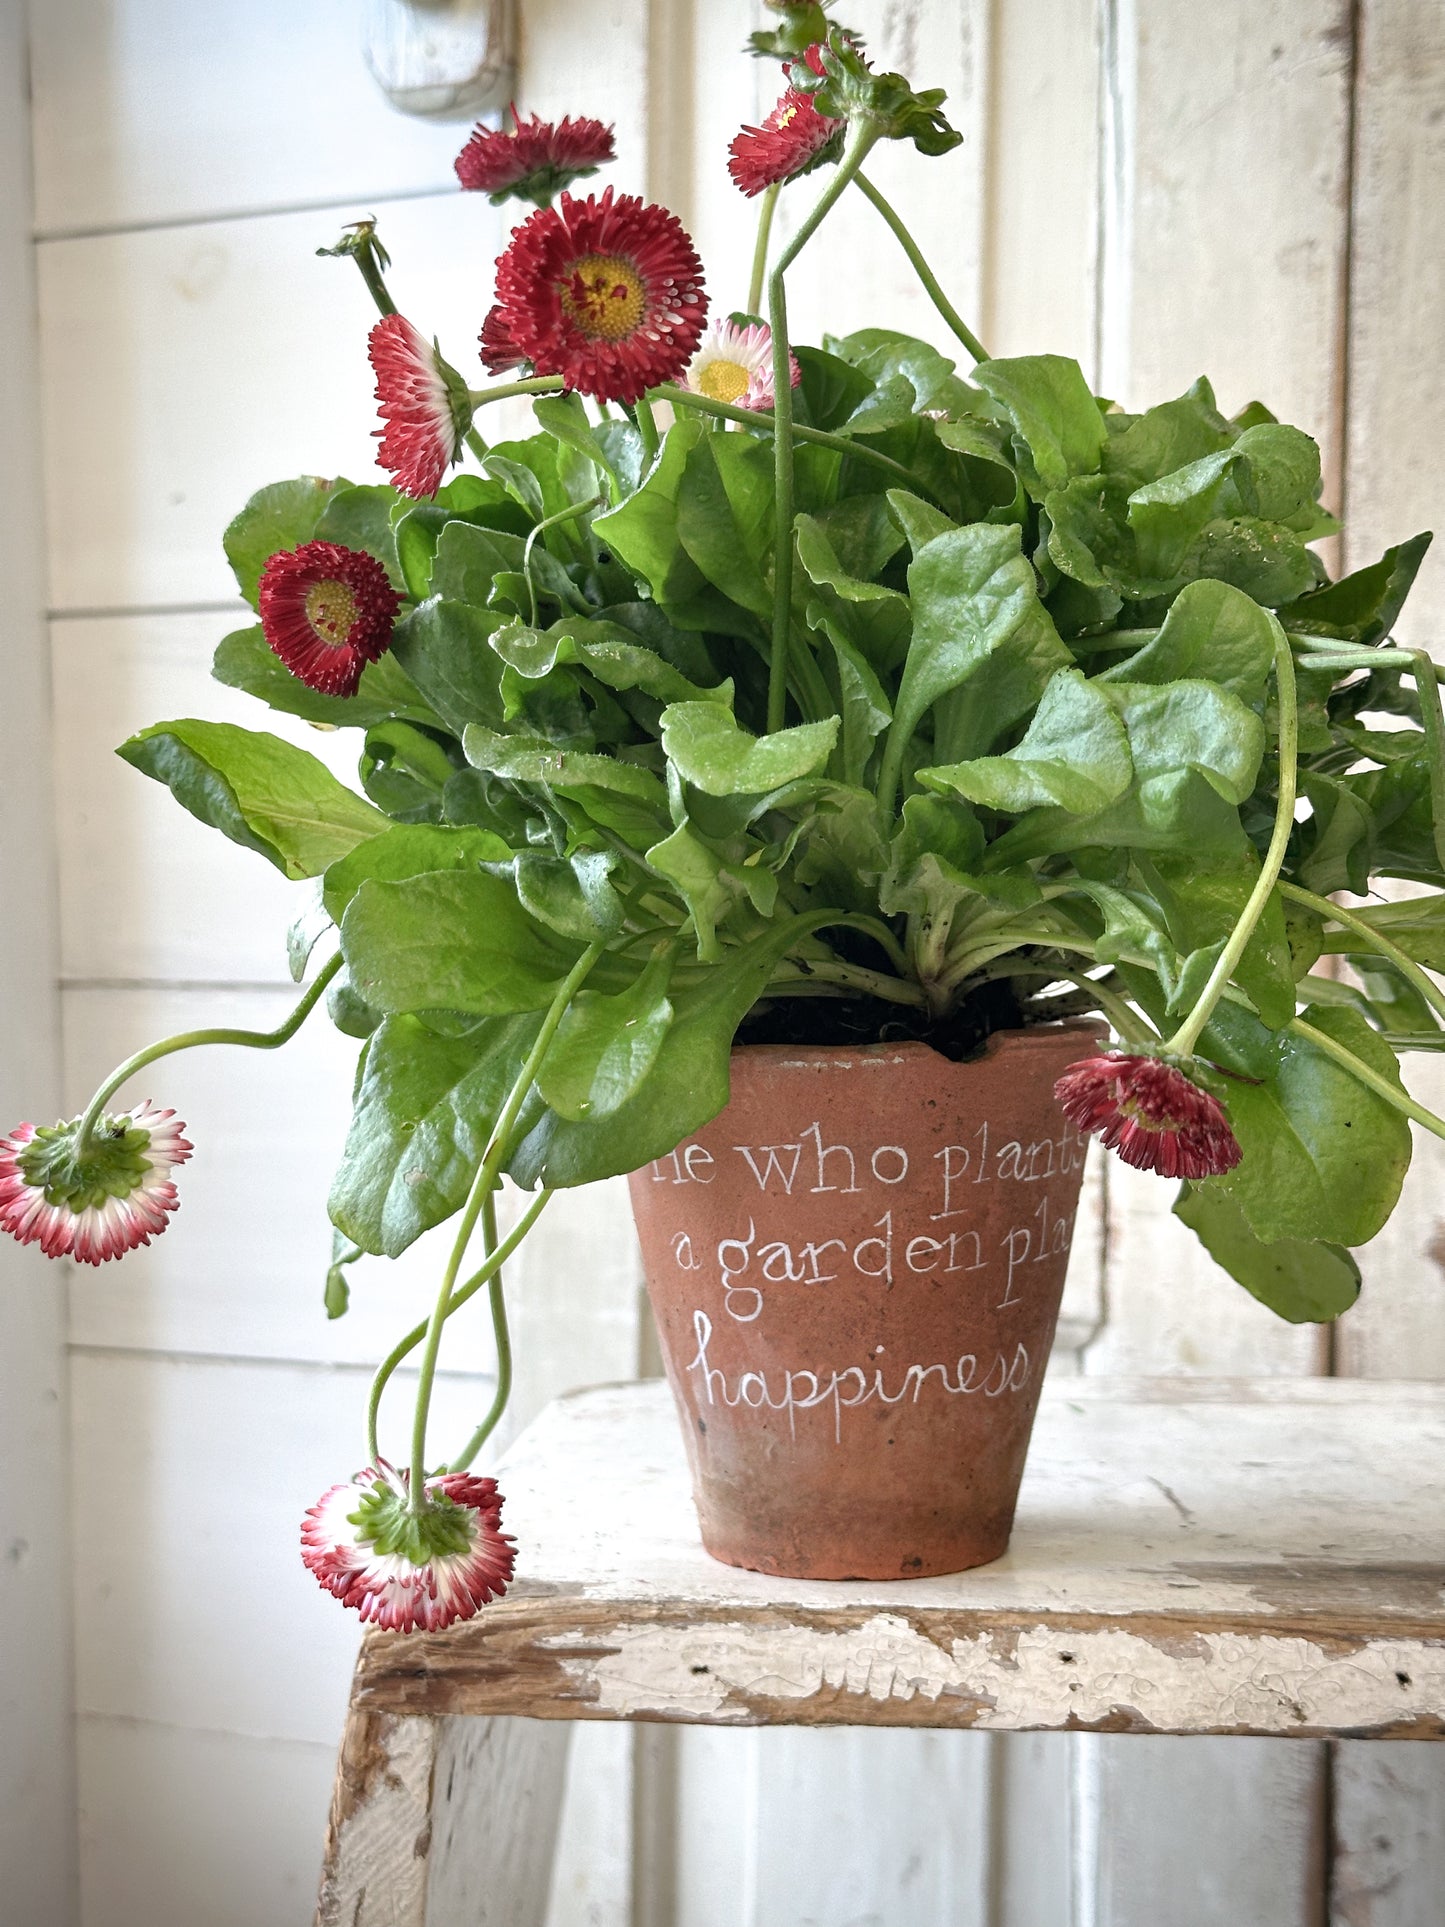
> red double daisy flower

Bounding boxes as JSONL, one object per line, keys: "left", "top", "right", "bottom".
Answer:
{"left": 728, "top": 52, "right": 845, "bottom": 198}
{"left": 258, "top": 541, "right": 400, "bottom": 696}
{"left": 1054, "top": 1052, "right": 1243, "bottom": 1181}
{"left": 456, "top": 108, "right": 615, "bottom": 207}
{"left": 491, "top": 187, "right": 707, "bottom": 405}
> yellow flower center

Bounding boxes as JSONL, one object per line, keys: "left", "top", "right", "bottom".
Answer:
{"left": 775, "top": 100, "right": 800, "bottom": 130}
{"left": 304, "top": 579, "right": 358, "bottom": 646}
{"left": 697, "top": 358, "right": 752, "bottom": 405}
{"left": 561, "top": 254, "right": 647, "bottom": 342}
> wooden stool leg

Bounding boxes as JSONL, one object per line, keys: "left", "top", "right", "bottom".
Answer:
{"left": 317, "top": 1704, "right": 573, "bottom": 1927}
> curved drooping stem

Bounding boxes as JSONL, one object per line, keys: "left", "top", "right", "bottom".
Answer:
{"left": 1289, "top": 1018, "right": 1445, "bottom": 1142}
{"left": 1279, "top": 881, "right": 1445, "bottom": 1027}
{"left": 447, "top": 1194, "right": 516, "bottom": 1472}
{"left": 747, "top": 183, "right": 781, "bottom": 317}
{"left": 852, "top": 172, "right": 988, "bottom": 364}
{"left": 654, "top": 385, "right": 926, "bottom": 491}
{"left": 406, "top": 946, "right": 601, "bottom": 1510}
{"left": 1165, "top": 623, "right": 1299, "bottom": 1059}
{"left": 767, "top": 120, "right": 882, "bottom": 734}
{"left": 365, "top": 1189, "right": 552, "bottom": 1466}
{"left": 76, "top": 951, "right": 343, "bottom": 1154}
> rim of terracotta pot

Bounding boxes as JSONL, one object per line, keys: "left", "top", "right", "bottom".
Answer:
{"left": 726, "top": 1015, "right": 1106, "bottom": 1069}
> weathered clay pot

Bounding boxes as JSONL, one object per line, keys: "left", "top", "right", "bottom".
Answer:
{"left": 628, "top": 1023, "right": 1102, "bottom": 1580}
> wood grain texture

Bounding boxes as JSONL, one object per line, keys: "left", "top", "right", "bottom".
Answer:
{"left": 345, "top": 1380, "right": 1445, "bottom": 1738}
{"left": 0, "top": 0, "right": 78, "bottom": 1913}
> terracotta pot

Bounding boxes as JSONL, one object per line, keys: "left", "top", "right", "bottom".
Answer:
{"left": 628, "top": 1023, "right": 1102, "bottom": 1580}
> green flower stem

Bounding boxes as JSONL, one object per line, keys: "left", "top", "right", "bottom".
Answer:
{"left": 939, "top": 929, "right": 1103, "bottom": 993}
{"left": 653, "top": 385, "right": 927, "bottom": 491}
{"left": 1278, "top": 880, "right": 1445, "bottom": 1026}
{"left": 466, "top": 375, "right": 566, "bottom": 408}
{"left": 1289, "top": 639, "right": 1445, "bottom": 683}
{"left": 446, "top": 1194, "right": 515, "bottom": 1472}
{"left": 965, "top": 963, "right": 1158, "bottom": 1046}
{"left": 76, "top": 951, "right": 343, "bottom": 1154}
{"left": 1409, "top": 649, "right": 1445, "bottom": 877}
{"left": 768, "top": 120, "right": 883, "bottom": 734}
{"left": 770, "top": 958, "right": 928, "bottom": 1006}
{"left": 523, "top": 491, "right": 604, "bottom": 624}
{"left": 407, "top": 944, "right": 601, "bottom": 1511}
{"left": 1166, "top": 625, "right": 1299, "bottom": 1059}
{"left": 633, "top": 395, "right": 661, "bottom": 462}
{"left": 365, "top": 1188, "right": 551, "bottom": 1466}
{"left": 747, "top": 183, "right": 781, "bottom": 317}
{"left": 852, "top": 172, "right": 988, "bottom": 364}
{"left": 1289, "top": 1018, "right": 1445, "bottom": 1142}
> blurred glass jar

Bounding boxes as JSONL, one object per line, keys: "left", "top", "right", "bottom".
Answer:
{"left": 362, "top": 0, "right": 517, "bottom": 121}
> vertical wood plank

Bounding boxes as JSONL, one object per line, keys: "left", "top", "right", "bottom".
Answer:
{"left": 1088, "top": 1737, "right": 1327, "bottom": 1927}
{"left": 978, "top": 0, "right": 1099, "bottom": 371}
{"left": 427, "top": 1717, "right": 573, "bottom": 1927}
{"left": 1331, "top": 0, "right": 1445, "bottom": 1383}
{"left": 1328, "top": 2, "right": 1445, "bottom": 1904}
{"left": 0, "top": 5, "right": 78, "bottom": 1922}
{"left": 1331, "top": 1744, "right": 1445, "bottom": 1927}
{"left": 1076, "top": 4, "right": 1354, "bottom": 1913}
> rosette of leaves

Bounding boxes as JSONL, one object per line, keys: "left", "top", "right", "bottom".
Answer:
{"left": 124, "top": 339, "right": 1438, "bottom": 1327}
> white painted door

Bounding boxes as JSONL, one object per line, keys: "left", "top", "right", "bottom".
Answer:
{"left": 16, "top": 1, "right": 1445, "bottom": 1922}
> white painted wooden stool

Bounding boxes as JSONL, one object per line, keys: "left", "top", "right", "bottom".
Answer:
{"left": 315, "top": 1377, "right": 1445, "bottom": 1925}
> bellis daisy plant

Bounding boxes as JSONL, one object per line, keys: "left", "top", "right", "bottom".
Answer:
{"left": 11, "top": 5, "right": 1445, "bottom": 1629}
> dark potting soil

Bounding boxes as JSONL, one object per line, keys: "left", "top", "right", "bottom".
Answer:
{"left": 735, "top": 974, "right": 1031, "bottom": 1064}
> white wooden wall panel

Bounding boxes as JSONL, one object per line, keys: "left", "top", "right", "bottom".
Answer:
{"left": 26, "top": 0, "right": 468, "bottom": 233}
{"left": 52, "top": 611, "right": 361, "bottom": 983}
{"left": 76, "top": 1718, "right": 335, "bottom": 1927}
{"left": 62, "top": 987, "right": 457, "bottom": 1368}
{"left": 1331, "top": 1743, "right": 1445, "bottom": 1927}
{"left": 37, "top": 193, "right": 506, "bottom": 612}
{"left": 0, "top": 4, "right": 77, "bottom": 1922}
{"left": 978, "top": 0, "right": 1099, "bottom": 372}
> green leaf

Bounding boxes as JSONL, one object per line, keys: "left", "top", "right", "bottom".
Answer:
{"left": 340, "top": 870, "right": 581, "bottom": 1016}
{"left": 329, "top": 1012, "right": 543, "bottom": 1256}
{"left": 1126, "top": 449, "right": 1249, "bottom": 579}
{"left": 884, "top": 487, "right": 957, "bottom": 553}
{"left": 1173, "top": 1183, "right": 1360, "bottom": 1323}
{"left": 463, "top": 723, "right": 669, "bottom": 806}
{"left": 1322, "top": 893, "right": 1445, "bottom": 973}
{"left": 643, "top": 823, "right": 740, "bottom": 960}
{"left": 1101, "top": 381, "right": 1232, "bottom": 484}
{"left": 920, "top": 667, "right": 1133, "bottom": 814}
{"left": 118, "top": 719, "right": 385, "bottom": 879}
{"left": 513, "top": 850, "right": 625, "bottom": 941}
{"left": 508, "top": 917, "right": 817, "bottom": 1188}
{"left": 532, "top": 391, "right": 620, "bottom": 487}
{"left": 816, "top": 616, "right": 893, "bottom": 787}
{"left": 1208, "top": 1002, "right": 1412, "bottom": 1246}
{"left": 428, "top": 521, "right": 527, "bottom": 604}
{"left": 675, "top": 428, "right": 776, "bottom": 620}
{"left": 212, "top": 625, "right": 436, "bottom": 729}
{"left": 324, "top": 1232, "right": 362, "bottom": 1320}
{"left": 492, "top": 616, "right": 728, "bottom": 705}
{"left": 223, "top": 477, "right": 346, "bottom": 609}
{"left": 1107, "top": 679, "right": 1265, "bottom": 804}
{"left": 1141, "top": 852, "right": 1296, "bottom": 1029}
{"left": 321, "top": 823, "right": 512, "bottom": 923}
{"left": 595, "top": 419, "right": 749, "bottom": 634}
{"left": 536, "top": 950, "right": 676, "bottom": 1121}
{"left": 1097, "top": 579, "right": 1277, "bottom": 701}
{"left": 1285, "top": 532, "right": 1433, "bottom": 644}
{"left": 973, "top": 355, "right": 1106, "bottom": 496}
{"left": 316, "top": 484, "right": 405, "bottom": 590}
{"left": 1233, "top": 423, "right": 1323, "bottom": 527}
{"left": 893, "top": 521, "right": 1071, "bottom": 762}
{"left": 661, "top": 703, "right": 837, "bottom": 797}
{"left": 390, "top": 599, "right": 508, "bottom": 735}
{"left": 795, "top": 513, "right": 912, "bottom": 674}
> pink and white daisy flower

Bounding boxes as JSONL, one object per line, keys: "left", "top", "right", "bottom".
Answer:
{"left": 301, "top": 1461, "right": 515, "bottom": 1632}
{"left": 0, "top": 1102, "right": 192, "bottom": 1265}
{"left": 681, "top": 319, "right": 799, "bottom": 412}
{"left": 369, "top": 313, "right": 474, "bottom": 499}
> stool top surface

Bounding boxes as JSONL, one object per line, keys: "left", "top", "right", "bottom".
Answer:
{"left": 353, "top": 1376, "right": 1445, "bottom": 1739}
